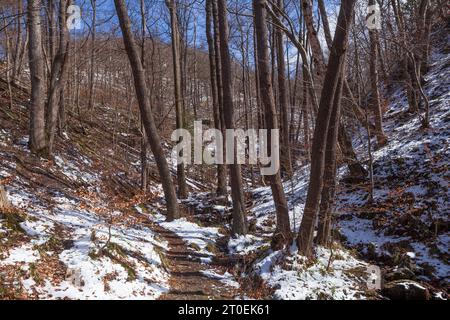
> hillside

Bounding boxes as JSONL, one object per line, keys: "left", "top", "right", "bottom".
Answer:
{"left": 0, "top": 0, "right": 449, "bottom": 303}
{"left": 0, "top": 28, "right": 448, "bottom": 300}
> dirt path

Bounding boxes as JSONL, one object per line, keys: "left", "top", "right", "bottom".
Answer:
{"left": 135, "top": 216, "right": 239, "bottom": 300}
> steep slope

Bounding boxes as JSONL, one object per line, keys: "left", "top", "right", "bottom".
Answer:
{"left": 216, "top": 31, "right": 449, "bottom": 299}
{"left": 336, "top": 32, "right": 450, "bottom": 290}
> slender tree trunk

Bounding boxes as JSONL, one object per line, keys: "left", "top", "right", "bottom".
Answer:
{"left": 254, "top": 0, "right": 291, "bottom": 247}
{"left": 275, "top": 0, "right": 293, "bottom": 177}
{"left": 12, "top": 0, "right": 24, "bottom": 82}
{"left": 88, "top": 0, "right": 96, "bottom": 112}
{"left": 301, "top": 0, "right": 326, "bottom": 77}
{"left": 302, "top": 65, "right": 310, "bottom": 162}
{"left": 314, "top": 0, "right": 368, "bottom": 176}
{"left": 297, "top": 0, "right": 356, "bottom": 256}
{"left": 289, "top": 49, "right": 300, "bottom": 142}
{"left": 317, "top": 0, "right": 332, "bottom": 48}
{"left": 316, "top": 74, "right": 344, "bottom": 246}
{"left": 212, "top": 0, "right": 227, "bottom": 187}
{"left": 166, "top": 0, "right": 188, "bottom": 199}
{"left": 206, "top": 0, "right": 227, "bottom": 196}
{"left": 47, "top": 0, "right": 56, "bottom": 65}
{"left": 217, "top": 0, "right": 247, "bottom": 235}
{"left": 45, "top": 0, "right": 70, "bottom": 154}
{"left": 16, "top": 31, "right": 29, "bottom": 84}
{"left": 338, "top": 125, "right": 367, "bottom": 178}
{"left": 28, "top": 0, "right": 49, "bottom": 156}
{"left": 140, "top": 0, "right": 148, "bottom": 192}
{"left": 253, "top": 26, "right": 264, "bottom": 131}
{"left": 2, "top": 17, "right": 14, "bottom": 110}
{"left": 368, "top": 0, "right": 388, "bottom": 146}
{"left": 114, "top": 0, "right": 180, "bottom": 221}
{"left": 391, "top": 0, "right": 419, "bottom": 113}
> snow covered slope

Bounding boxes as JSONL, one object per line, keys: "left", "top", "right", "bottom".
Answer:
{"left": 0, "top": 130, "right": 170, "bottom": 299}
{"left": 227, "top": 34, "right": 449, "bottom": 299}
{"left": 336, "top": 38, "right": 450, "bottom": 288}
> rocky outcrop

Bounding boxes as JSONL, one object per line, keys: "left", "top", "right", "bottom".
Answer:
{"left": 382, "top": 280, "right": 430, "bottom": 300}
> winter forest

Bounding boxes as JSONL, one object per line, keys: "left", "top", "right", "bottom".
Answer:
{"left": 0, "top": 0, "right": 448, "bottom": 301}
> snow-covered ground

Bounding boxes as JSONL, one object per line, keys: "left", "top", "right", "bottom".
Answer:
{"left": 255, "top": 246, "right": 369, "bottom": 300}
{"left": 224, "top": 38, "right": 449, "bottom": 298}
{"left": 336, "top": 45, "right": 450, "bottom": 285}
{"left": 0, "top": 148, "right": 170, "bottom": 299}
{"left": 227, "top": 170, "right": 373, "bottom": 299}
{"left": 156, "top": 213, "right": 222, "bottom": 264}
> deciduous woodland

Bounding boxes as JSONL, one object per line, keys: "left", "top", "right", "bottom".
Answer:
{"left": 0, "top": 0, "right": 448, "bottom": 300}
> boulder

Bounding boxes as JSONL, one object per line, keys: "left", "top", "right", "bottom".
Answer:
{"left": 385, "top": 267, "right": 416, "bottom": 281}
{"left": 382, "top": 280, "right": 430, "bottom": 300}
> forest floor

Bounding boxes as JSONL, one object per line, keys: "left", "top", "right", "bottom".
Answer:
{"left": 0, "top": 32, "right": 448, "bottom": 300}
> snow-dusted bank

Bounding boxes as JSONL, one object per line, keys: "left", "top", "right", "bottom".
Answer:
{"left": 0, "top": 148, "right": 170, "bottom": 299}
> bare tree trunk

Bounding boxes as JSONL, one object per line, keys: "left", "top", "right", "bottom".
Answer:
{"left": 275, "top": 0, "right": 293, "bottom": 177}
{"left": 114, "top": 0, "right": 180, "bottom": 221}
{"left": 364, "top": 103, "right": 375, "bottom": 204}
{"left": 212, "top": 0, "right": 228, "bottom": 191}
{"left": 140, "top": 0, "right": 148, "bottom": 192}
{"left": 88, "top": 0, "right": 96, "bottom": 112}
{"left": 253, "top": 26, "right": 264, "bottom": 131}
{"left": 254, "top": 0, "right": 291, "bottom": 247}
{"left": 316, "top": 74, "right": 344, "bottom": 246}
{"left": 2, "top": 16, "right": 14, "bottom": 110}
{"left": 206, "top": 0, "right": 227, "bottom": 197}
{"left": 297, "top": 0, "right": 356, "bottom": 256}
{"left": 28, "top": 0, "right": 49, "bottom": 156}
{"left": 289, "top": 49, "right": 300, "bottom": 142}
{"left": 217, "top": 0, "right": 247, "bottom": 235}
{"left": 317, "top": 0, "right": 332, "bottom": 48}
{"left": 166, "top": 0, "right": 188, "bottom": 199}
{"left": 338, "top": 125, "right": 367, "bottom": 178}
{"left": 368, "top": 0, "right": 388, "bottom": 146}
{"left": 301, "top": 0, "right": 326, "bottom": 77}
{"left": 47, "top": 0, "right": 56, "bottom": 65}
{"left": 302, "top": 65, "right": 310, "bottom": 162}
{"left": 391, "top": 0, "right": 419, "bottom": 113}
{"left": 314, "top": 0, "right": 368, "bottom": 176}
{"left": 12, "top": 0, "right": 24, "bottom": 82}
{"left": 16, "top": 30, "right": 29, "bottom": 83}
{"left": 45, "top": 0, "right": 70, "bottom": 154}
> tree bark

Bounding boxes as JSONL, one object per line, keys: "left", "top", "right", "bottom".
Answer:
{"left": 45, "top": 0, "right": 70, "bottom": 154}
{"left": 166, "top": 0, "right": 188, "bottom": 199}
{"left": 140, "top": 0, "right": 148, "bottom": 192}
{"left": 301, "top": 0, "right": 326, "bottom": 77}
{"left": 253, "top": 0, "right": 291, "bottom": 247}
{"left": 88, "top": 0, "right": 96, "bottom": 112}
{"left": 217, "top": 0, "right": 247, "bottom": 235}
{"left": 27, "top": 0, "right": 49, "bottom": 156}
{"left": 212, "top": 0, "right": 227, "bottom": 181}
{"left": 316, "top": 74, "right": 344, "bottom": 246}
{"left": 12, "top": 0, "right": 24, "bottom": 82}
{"left": 309, "top": 0, "right": 368, "bottom": 176}
{"left": 297, "top": 0, "right": 356, "bottom": 256}
{"left": 317, "top": 0, "right": 332, "bottom": 49}
{"left": 275, "top": 0, "right": 293, "bottom": 177}
{"left": 368, "top": 0, "right": 388, "bottom": 146}
{"left": 206, "top": 0, "right": 227, "bottom": 197}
